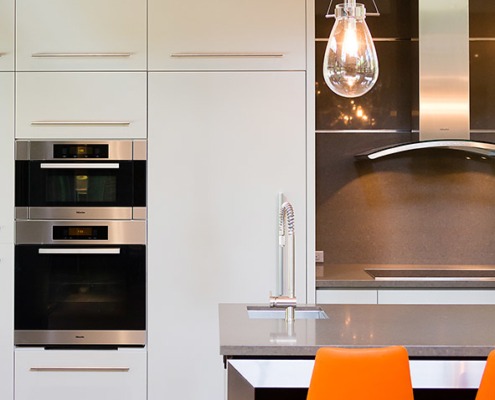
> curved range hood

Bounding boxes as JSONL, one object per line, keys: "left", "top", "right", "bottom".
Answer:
{"left": 356, "top": 139, "right": 495, "bottom": 160}
{"left": 356, "top": 0, "right": 489, "bottom": 160}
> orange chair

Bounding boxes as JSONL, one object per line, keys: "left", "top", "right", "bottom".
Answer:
{"left": 307, "top": 346, "right": 414, "bottom": 400}
{"left": 476, "top": 350, "right": 495, "bottom": 400}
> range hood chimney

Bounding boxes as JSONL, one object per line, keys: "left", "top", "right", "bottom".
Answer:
{"left": 357, "top": 0, "right": 495, "bottom": 160}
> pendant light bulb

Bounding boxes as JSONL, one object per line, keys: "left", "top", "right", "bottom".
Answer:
{"left": 323, "top": 0, "right": 379, "bottom": 98}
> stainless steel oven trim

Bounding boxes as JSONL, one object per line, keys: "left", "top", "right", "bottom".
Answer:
{"left": 16, "top": 220, "right": 146, "bottom": 245}
{"left": 15, "top": 330, "right": 146, "bottom": 346}
{"left": 15, "top": 140, "right": 145, "bottom": 161}
{"left": 25, "top": 207, "right": 135, "bottom": 221}
{"left": 133, "top": 207, "right": 146, "bottom": 220}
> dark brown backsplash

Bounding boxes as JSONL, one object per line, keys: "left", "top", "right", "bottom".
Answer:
{"left": 316, "top": 133, "right": 495, "bottom": 265}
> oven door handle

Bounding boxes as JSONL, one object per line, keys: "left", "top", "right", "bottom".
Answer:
{"left": 39, "top": 163, "right": 120, "bottom": 169}
{"left": 38, "top": 248, "right": 121, "bottom": 255}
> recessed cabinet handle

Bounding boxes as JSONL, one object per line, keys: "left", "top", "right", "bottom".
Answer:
{"left": 38, "top": 248, "right": 121, "bottom": 255}
{"left": 40, "top": 163, "right": 120, "bottom": 169}
{"left": 170, "top": 52, "right": 284, "bottom": 58}
{"left": 32, "top": 52, "right": 132, "bottom": 58}
{"left": 30, "top": 367, "right": 130, "bottom": 372}
{"left": 31, "top": 121, "right": 131, "bottom": 126}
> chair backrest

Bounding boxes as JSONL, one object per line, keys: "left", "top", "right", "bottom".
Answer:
{"left": 306, "top": 346, "right": 414, "bottom": 400}
{"left": 476, "top": 350, "right": 495, "bottom": 400}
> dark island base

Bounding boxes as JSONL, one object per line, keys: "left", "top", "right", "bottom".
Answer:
{"left": 254, "top": 388, "right": 477, "bottom": 400}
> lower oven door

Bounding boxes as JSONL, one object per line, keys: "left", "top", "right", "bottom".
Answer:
{"left": 14, "top": 244, "right": 146, "bottom": 346}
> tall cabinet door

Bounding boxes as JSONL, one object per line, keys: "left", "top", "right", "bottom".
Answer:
{"left": 0, "top": 73, "right": 14, "bottom": 241}
{"left": 0, "top": 0, "right": 14, "bottom": 71}
{"left": 0, "top": 73, "right": 14, "bottom": 400}
{"left": 148, "top": 71, "right": 307, "bottom": 400}
{"left": 148, "top": 0, "right": 306, "bottom": 71}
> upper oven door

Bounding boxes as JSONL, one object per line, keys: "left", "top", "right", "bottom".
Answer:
{"left": 15, "top": 140, "right": 146, "bottom": 220}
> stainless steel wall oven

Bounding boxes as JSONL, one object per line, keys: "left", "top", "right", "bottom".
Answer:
{"left": 14, "top": 220, "right": 146, "bottom": 346}
{"left": 15, "top": 140, "right": 146, "bottom": 220}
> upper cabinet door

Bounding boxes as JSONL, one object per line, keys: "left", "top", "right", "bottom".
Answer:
{"left": 16, "top": 0, "right": 147, "bottom": 71}
{"left": 16, "top": 72, "right": 147, "bottom": 139}
{"left": 148, "top": 0, "right": 307, "bottom": 71}
{"left": 0, "top": 0, "right": 14, "bottom": 71}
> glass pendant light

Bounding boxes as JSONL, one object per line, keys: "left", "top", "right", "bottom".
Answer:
{"left": 323, "top": 0, "right": 379, "bottom": 98}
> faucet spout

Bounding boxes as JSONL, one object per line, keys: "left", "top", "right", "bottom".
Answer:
{"left": 270, "top": 201, "right": 297, "bottom": 322}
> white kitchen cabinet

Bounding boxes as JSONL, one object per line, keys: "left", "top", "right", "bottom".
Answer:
{"left": 0, "top": 244, "right": 14, "bottom": 400}
{"left": 316, "top": 289, "right": 378, "bottom": 304}
{"left": 15, "top": 348, "right": 146, "bottom": 400}
{"left": 148, "top": 0, "right": 306, "bottom": 71}
{"left": 0, "top": 73, "right": 14, "bottom": 243}
{"left": 148, "top": 71, "right": 307, "bottom": 400}
{"left": 378, "top": 289, "right": 495, "bottom": 304}
{"left": 16, "top": 0, "right": 146, "bottom": 71}
{"left": 0, "top": 0, "right": 14, "bottom": 71}
{"left": 16, "top": 72, "right": 146, "bottom": 139}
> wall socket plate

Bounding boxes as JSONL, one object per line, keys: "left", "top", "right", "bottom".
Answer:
{"left": 315, "top": 251, "right": 324, "bottom": 263}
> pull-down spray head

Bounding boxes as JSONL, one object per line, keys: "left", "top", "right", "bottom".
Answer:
{"left": 270, "top": 201, "right": 297, "bottom": 322}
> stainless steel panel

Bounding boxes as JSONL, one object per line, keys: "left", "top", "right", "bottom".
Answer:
{"left": 16, "top": 220, "right": 146, "bottom": 245}
{"left": 133, "top": 139, "right": 147, "bottom": 160}
{"left": 27, "top": 207, "right": 133, "bottom": 221}
{"left": 16, "top": 140, "right": 135, "bottom": 160}
{"left": 15, "top": 330, "right": 146, "bottom": 346}
{"left": 15, "top": 207, "right": 28, "bottom": 220}
{"left": 419, "top": 0, "right": 470, "bottom": 140}
{"left": 15, "top": 140, "right": 29, "bottom": 160}
{"left": 133, "top": 207, "right": 146, "bottom": 220}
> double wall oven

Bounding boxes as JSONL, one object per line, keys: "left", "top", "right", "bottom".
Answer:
{"left": 14, "top": 140, "right": 147, "bottom": 347}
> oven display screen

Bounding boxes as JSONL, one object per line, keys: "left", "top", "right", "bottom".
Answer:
{"left": 53, "top": 144, "right": 109, "bottom": 158}
{"left": 53, "top": 226, "right": 109, "bottom": 240}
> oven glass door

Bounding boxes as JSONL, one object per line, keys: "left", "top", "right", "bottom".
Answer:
{"left": 15, "top": 245, "right": 145, "bottom": 332}
{"left": 24, "top": 161, "right": 141, "bottom": 207}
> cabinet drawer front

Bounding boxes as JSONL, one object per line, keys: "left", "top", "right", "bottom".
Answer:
{"left": 16, "top": 72, "right": 146, "bottom": 139}
{"left": 316, "top": 289, "right": 378, "bottom": 304}
{"left": 15, "top": 348, "right": 146, "bottom": 400}
{"left": 378, "top": 289, "right": 495, "bottom": 304}
{"left": 148, "top": 0, "right": 306, "bottom": 71}
{"left": 16, "top": 0, "right": 146, "bottom": 71}
{"left": 0, "top": 0, "right": 14, "bottom": 71}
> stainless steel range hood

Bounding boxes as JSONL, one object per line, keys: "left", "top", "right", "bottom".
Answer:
{"left": 356, "top": 0, "right": 495, "bottom": 160}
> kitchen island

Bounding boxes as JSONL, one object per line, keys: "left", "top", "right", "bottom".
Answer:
{"left": 219, "top": 303, "right": 495, "bottom": 399}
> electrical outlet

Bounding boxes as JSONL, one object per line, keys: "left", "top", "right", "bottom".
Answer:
{"left": 315, "top": 251, "right": 324, "bottom": 263}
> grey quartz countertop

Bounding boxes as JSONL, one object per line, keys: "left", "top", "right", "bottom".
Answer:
{"left": 219, "top": 303, "right": 495, "bottom": 358}
{"left": 316, "top": 264, "right": 495, "bottom": 288}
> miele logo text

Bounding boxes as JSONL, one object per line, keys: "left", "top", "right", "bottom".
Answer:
{"left": 75, "top": 335, "right": 85, "bottom": 339}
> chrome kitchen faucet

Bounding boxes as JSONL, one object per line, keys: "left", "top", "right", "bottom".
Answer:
{"left": 269, "top": 201, "right": 297, "bottom": 322}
